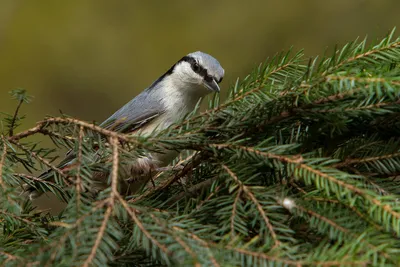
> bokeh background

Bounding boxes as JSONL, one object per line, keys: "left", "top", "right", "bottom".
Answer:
{"left": 0, "top": 1, "right": 399, "bottom": 210}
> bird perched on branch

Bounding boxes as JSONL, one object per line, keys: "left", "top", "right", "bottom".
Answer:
{"left": 26, "top": 51, "right": 224, "bottom": 200}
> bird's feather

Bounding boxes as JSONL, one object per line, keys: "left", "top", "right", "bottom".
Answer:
{"left": 38, "top": 87, "right": 166, "bottom": 181}
{"left": 100, "top": 88, "right": 165, "bottom": 134}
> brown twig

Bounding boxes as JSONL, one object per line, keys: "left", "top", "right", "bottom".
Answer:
{"left": 75, "top": 126, "right": 84, "bottom": 212}
{"left": 0, "top": 137, "right": 7, "bottom": 189}
{"left": 226, "top": 246, "right": 368, "bottom": 266}
{"left": 82, "top": 137, "right": 119, "bottom": 267}
{"left": 333, "top": 152, "right": 400, "bottom": 168}
{"left": 211, "top": 144, "right": 303, "bottom": 164}
{"left": 8, "top": 117, "right": 140, "bottom": 146}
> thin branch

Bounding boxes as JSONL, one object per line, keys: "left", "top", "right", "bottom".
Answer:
{"left": 298, "top": 164, "right": 400, "bottom": 224}
{"left": 333, "top": 152, "right": 400, "bottom": 168}
{"left": 322, "top": 41, "right": 400, "bottom": 76}
{"left": 326, "top": 75, "right": 400, "bottom": 85}
{"left": 46, "top": 200, "right": 108, "bottom": 264}
{"left": 221, "top": 164, "right": 281, "bottom": 248}
{"left": 224, "top": 144, "right": 400, "bottom": 223}
{"left": 211, "top": 144, "right": 303, "bottom": 164}
{"left": 149, "top": 214, "right": 199, "bottom": 265}
{"left": 167, "top": 177, "right": 216, "bottom": 205}
{"left": 295, "top": 204, "right": 350, "bottom": 234}
{"left": 292, "top": 202, "right": 390, "bottom": 260}
{"left": 75, "top": 126, "right": 84, "bottom": 212}
{"left": 130, "top": 152, "right": 207, "bottom": 203}
{"left": 8, "top": 98, "right": 24, "bottom": 136}
{"left": 194, "top": 184, "right": 223, "bottom": 211}
{"left": 0, "top": 136, "right": 7, "bottom": 189}
{"left": 8, "top": 117, "right": 140, "bottom": 146}
{"left": 14, "top": 173, "right": 60, "bottom": 187}
{"left": 306, "top": 197, "right": 384, "bottom": 231}
{"left": 230, "top": 189, "right": 241, "bottom": 238}
{"left": 82, "top": 136, "right": 119, "bottom": 267}
{"left": 117, "top": 194, "right": 171, "bottom": 256}
{"left": 0, "top": 210, "right": 36, "bottom": 226}
{"left": 172, "top": 226, "right": 220, "bottom": 267}
{"left": 8, "top": 139, "right": 67, "bottom": 180}
{"left": 226, "top": 246, "right": 368, "bottom": 267}
{"left": 8, "top": 122, "right": 45, "bottom": 141}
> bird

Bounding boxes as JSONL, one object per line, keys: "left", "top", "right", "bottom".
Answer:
{"left": 25, "top": 51, "right": 225, "bottom": 200}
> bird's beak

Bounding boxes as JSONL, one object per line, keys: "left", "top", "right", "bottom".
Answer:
{"left": 203, "top": 79, "right": 220, "bottom": 92}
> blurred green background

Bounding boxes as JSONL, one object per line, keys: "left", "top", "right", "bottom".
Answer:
{"left": 1, "top": 1, "right": 400, "bottom": 129}
{"left": 1, "top": 0, "right": 399, "bottom": 211}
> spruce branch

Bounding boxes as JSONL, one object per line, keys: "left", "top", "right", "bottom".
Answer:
{"left": 3, "top": 29, "right": 400, "bottom": 266}
{"left": 8, "top": 97, "right": 23, "bottom": 137}
{"left": 83, "top": 136, "right": 119, "bottom": 267}
{"left": 75, "top": 126, "right": 84, "bottom": 213}
{"left": 221, "top": 164, "right": 280, "bottom": 248}
{"left": 0, "top": 137, "right": 7, "bottom": 190}
{"left": 117, "top": 194, "right": 171, "bottom": 258}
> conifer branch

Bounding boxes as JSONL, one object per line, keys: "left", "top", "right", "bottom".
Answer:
{"left": 322, "top": 40, "right": 400, "bottom": 76}
{"left": 230, "top": 189, "right": 241, "bottom": 238}
{"left": 117, "top": 194, "right": 171, "bottom": 256}
{"left": 8, "top": 98, "right": 23, "bottom": 137}
{"left": 172, "top": 226, "right": 220, "bottom": 267}
{"left": 3, "top": 29, "right": 400, "bottom": 265}
{"left": 75, "top": 126, "right": 84, "bottom": 212}
{"left": 9, "top": 139, "right": 68, "bottom": 181}
{"left": 0, "top": 137, "right": 7, "bottom": 189}
{"left": 221, "top": 164, "right": 281, "bottom": 248}
{"left": 83, "top": 136, "right": 119, "bottom": 267}
{"left": 226, "top": 246, "right": 368, "bottom": 266}
{"left": 178, "top": 58, "right": 302, "bottom": 127}
{"left": 334, "top": 152, "right": 400, "bottom": 168}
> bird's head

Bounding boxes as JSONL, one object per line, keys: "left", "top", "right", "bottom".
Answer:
{"left": 170, "top": 51, "right": 224, "bottom": 94}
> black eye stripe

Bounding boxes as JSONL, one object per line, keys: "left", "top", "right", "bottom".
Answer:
{"left": 181, "top": 56, "right": 213, "bottom": 81}
{"left": 148, "top": 55, "right": 221, "bottom": 91}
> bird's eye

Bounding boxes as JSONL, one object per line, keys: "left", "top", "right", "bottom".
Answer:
{"left": 192, "top": 62, "right": 200, "bottom": 72}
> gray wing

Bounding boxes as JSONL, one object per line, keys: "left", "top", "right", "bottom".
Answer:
{"left": 26, "top": 88, "right": 165, "bottom": 199}
{"left": 100, "top": 89, "right": 165, "bottom": 133}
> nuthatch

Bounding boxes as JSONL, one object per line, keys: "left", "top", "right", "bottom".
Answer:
{"left": 26, "top": 51, "right": 224, "bottom": 199}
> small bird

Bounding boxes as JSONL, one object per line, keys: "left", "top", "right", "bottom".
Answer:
{"left": 26, "top": 51, "right": 224, "bottom": 199}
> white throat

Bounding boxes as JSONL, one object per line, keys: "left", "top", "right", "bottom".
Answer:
{"left": 160, "top": 73, "right": 207, "bottom": 112}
